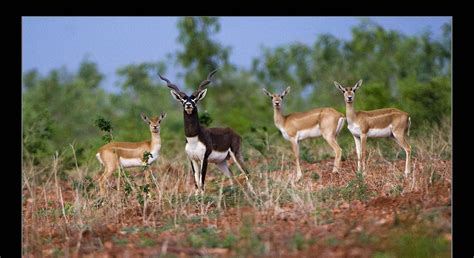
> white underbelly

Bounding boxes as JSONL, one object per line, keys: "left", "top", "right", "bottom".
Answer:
{"left": 185, "top": 136, "right": 207, "bottom": 161}
{"left": 208, "top": 149, "right": 230, "bottom": 163}
{"left": 348, "top": 123, "right": 392, "bottom": 138}
{"left": 119, "top": 148, "right": 160, "bottom": 168}
{"left": 297, "top": 125, "right": 321, "bottom": 140}
{"left": 119, "top": 157, "right": 144, "bottom": 167}
{"left": 367, "top": 126, "right": 392, "bottom": 138}
{"left": 185, "top": 137, "right": 230, "bottom": 163}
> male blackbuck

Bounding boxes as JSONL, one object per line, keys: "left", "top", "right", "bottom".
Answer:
{"left": 96, "top": 112, "right": 166, "bottom": 195}
{"left": 334, "top": 80, "right": 411, "bottom": 176}
{"left": 263, "top": 87, "right": 345, "bottom": 181}
{"left": 158, "top": 70, "right": 248, "bottom": 194}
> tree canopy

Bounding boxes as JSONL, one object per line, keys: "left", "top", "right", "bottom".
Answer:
{"left": 22, "top": 18, "right": 451, "bottom": 167}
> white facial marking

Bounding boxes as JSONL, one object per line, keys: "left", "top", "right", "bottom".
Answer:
{"left": 297, "top": 125, "right": 321, "bottom": 140}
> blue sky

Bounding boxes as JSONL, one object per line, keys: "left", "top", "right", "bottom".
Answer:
{"left": 22, "top": 17, "right": 451, "bottom": 92}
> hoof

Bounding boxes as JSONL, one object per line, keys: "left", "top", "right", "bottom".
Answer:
{"left": 194, "top": 188, "right": 204, "bottom": 196}
{"left": 294, "top": 173, "right": 303, "bottom": 182}
{"left": 98, "top": 188, "right": 107, "bottom": 196}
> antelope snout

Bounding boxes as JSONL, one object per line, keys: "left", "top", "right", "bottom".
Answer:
{"left": 184, "top": 103, "right": 194, "bottom": 114}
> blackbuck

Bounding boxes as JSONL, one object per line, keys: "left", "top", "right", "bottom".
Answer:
{"left": 334, "top": 80, "right": 411, "bottom": 176}
{"left": 159, "top": 70, "right": 248, "bottom": 194}
{"left": 96, "top": 112, "right": 166, "bottom": 195}
{"left": 263, "top": 87, "right": 345, "bottom": 181}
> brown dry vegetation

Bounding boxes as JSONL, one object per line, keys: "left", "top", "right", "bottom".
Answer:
{"left": 22, "top": 123, "right": 451, "bottom": 257}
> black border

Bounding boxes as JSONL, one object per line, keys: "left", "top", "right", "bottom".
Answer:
{"left": 16, "top": 13, "right": 466, "bottom": 257}
{"left": 451, "top": 14, "right": 471, "bottom": 258}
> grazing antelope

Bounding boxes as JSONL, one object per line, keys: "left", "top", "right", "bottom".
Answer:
{"left": 263, "top": 87, "right": 345, "bottom": 181}
{"left": 334, "top": 80, "right": 411, "bottom": 176}
{"left": 158, "top": 70, "right": 249, "bottom": 194}
{"left": 96, "top": 112, "right": 166, "bottom": 195}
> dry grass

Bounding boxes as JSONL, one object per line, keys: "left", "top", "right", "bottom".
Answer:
{"left": 22, "top": 122, "right": 451, "bottom": 257}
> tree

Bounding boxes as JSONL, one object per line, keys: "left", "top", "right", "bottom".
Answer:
{"left": 78, "top": 60, "right": 104, "bottom": 89}
{"left": 251, "top": 18, "right": 451, "bottom": 125}
{"left": 22, "top": 61, "right": 110, "bottom": 167}
{"left": 176, "top": 17, "right": 232, "bottom": 90}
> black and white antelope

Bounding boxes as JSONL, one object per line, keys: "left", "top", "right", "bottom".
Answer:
{"left": 158, "top": 70, "right": 248, "bottom": 193}
{"left": 334, "top": 80, "right": 412, "bottom": 176}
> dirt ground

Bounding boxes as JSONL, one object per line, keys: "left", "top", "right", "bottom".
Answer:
{"left": 22, "top": 158, "right": 451, "bottom": 257}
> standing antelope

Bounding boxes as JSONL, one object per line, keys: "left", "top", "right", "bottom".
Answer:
{"left": 159, "top": 70, "right": 248, "bottom": 194}
{"left": 96, "top": 112, "right": 166, "bottom": 195}
{"left": 334, "top": 80, "right": 411, "bottom": 176}
{"left": 263, "top": 87, "right": 345, "bottom": 181}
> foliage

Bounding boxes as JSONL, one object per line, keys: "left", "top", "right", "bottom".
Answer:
{"left": 186, "top": 227, "right": 222, "bottom": 248}
{"left": 95, "top": 117, "right": 113, "bottom": 133}
{"left": 142, "top": 151, "right": 152, "bottom": 164}
{"left": 198, "top": 110, "right": 213, "bottom": 127}
{"left": 95, "top": 116, "right": 113, "bottom": 143}
{"left": 72, "top": 175, "right": 95, "bottom": 195}
{"left": 341, "top": 172, "right": 372, "bottom": 201}
{"left": 22, "top": 18, "right": 451, "bottom": 167}
{"left": 176, "top": 17, "right": 232, "bottom": 90}
{"left": 374, "top": 232, "right": 450, "bottom": 258}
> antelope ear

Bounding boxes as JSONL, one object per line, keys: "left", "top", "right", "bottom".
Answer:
{"left": 159, "top": 112, "right": 167, "bottom": 121}
{"left": 194, "top": 88, "right": 208, "bottom": 102}
{"left": 281, "top": 86, "right": 290, "bottom": 98}
{"left": 170, "top": 90, "right": 185, "bottom": 102}
{"left": 262, "top": 88, "right": 273, "bottom": 98}
{"left": 353, "top": 79, "right": 363, "bottom": 92}
{"left": 141, "top": 112, "right": 150, "bottom": 124}
{"left": 334, "top": 81, "right": 346, "bottom": 93}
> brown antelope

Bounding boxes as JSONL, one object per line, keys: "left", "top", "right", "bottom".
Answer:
{"left": 334, "top": 80, "right": 411, "bottom": 176}
{"left": 96, "top": 112, "right": 166, "bottom": 194}
{"left": 263, "top": 87, "right": 345, "bottom": 181}
{"left": 158, "top": 70, "right": 249, "bottom": 194}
